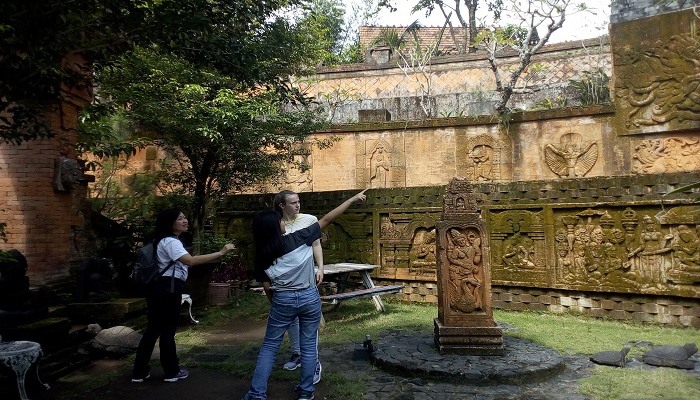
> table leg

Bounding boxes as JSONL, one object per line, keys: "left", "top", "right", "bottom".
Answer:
{"left": 14, "top": 363, "right": 30, "bottom": 400}
{"left": 360, "top": 271, "right": 385, "bottom": 312}
{"left": 181, "top": 295, "right": 199, "bottom": 324}
{"left": 34, "top": 359, "right": 50, "bottom": 390}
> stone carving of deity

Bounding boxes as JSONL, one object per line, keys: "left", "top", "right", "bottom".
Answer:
{"left": 544, "top": 133, "right": 598, "bottom": 178}
{"left": 502, "top": 220, "right": 536, "bottom": 269}
{"left": 411, "top": 229, "right": 437, "bottom": 274}
{"left": 469, "top": 145, "right": 493, "bottom": 182}
{"left": 445, "top": 228, "right": 483, "bottom": 314}
{"left": 628, "top": 215, "right": 673, "bottom": 285}
{"left": 668, "top": 224, "right": 700, "bottom": 284}
{"left": 369, "top": 143, "right": 391, "bottom": 188}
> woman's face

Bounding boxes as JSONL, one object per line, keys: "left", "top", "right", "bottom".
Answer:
{"left": 172, "top": 213, "right": 188, "bottom": 235}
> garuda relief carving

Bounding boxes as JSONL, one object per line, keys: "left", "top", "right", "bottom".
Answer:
{"left": 555, "top": 207, "right": 700, "bottom": 292}
{"left": 378, "top": 213, "right": 439, "bottom": 280}
{"left": 544, "top": 132, "right": 598, "bottom": 178}
{"left": 632, "top": 137, "right": 700, "bottom": 173}
{"left": 489, "top": 210, "right": 546, "bottom": 284}
{"left": 445, "top": 228, "right": 483, "bottom": 314}
{"left": 614, "top": 33, "right": 700, "bottom": 130}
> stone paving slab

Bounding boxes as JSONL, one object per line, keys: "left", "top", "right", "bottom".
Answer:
{"left": 371, "top": 330, "right": 565, "bottom": 385}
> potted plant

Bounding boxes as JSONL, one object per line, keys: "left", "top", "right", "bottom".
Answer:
{"left": 195, "top": 234, "right": 248, "bottom": 305}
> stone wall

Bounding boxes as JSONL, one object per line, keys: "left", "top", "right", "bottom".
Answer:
{"left": 215, "top": 171, "right": 700, "bottom": 326}
{"left": 300, "top": 38, "right": 611, "bottom": 123}
{"left": 611, "top": 0, "right": 695, "bottom": 23}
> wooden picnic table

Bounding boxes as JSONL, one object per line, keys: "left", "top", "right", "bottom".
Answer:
{"left": 320, "top": 263, "right": 403, "bottom": 312}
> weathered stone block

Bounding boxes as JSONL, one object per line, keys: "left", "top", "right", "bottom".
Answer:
{"left": 578, "top": 298, "right": 593, "bottom": 308}
{"left": 560, "top": 297, "right": 576, "bottom": 307}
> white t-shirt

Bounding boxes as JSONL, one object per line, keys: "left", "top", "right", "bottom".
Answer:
{"left": 283, "top": 213, "right": 318, "bottom": 234}
{"left": 157, "top": 237, "right": 189, "bottom": 281}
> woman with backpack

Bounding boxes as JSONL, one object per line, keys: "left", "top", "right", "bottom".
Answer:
{"left": 242, "top": 189, "right": 367, "bottom": 400}
{"left": 131, "top": 208, "right": 235, "bottom": 383}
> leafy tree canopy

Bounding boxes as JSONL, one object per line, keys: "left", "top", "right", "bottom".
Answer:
{"left": 88, "top": 46, "right": 330, "bottom": 234}
{"left": 0, "top": 0, "right": 314, "bottom": 144}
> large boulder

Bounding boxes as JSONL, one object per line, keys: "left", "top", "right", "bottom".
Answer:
{"left": 87, "top": 324, "right": 142, "bottom": 356}
{"left": 590, "top": 347, "right": 630, "bottom": 367}
{"left": 642, "top": 343, "right": 697, "bottom": 369}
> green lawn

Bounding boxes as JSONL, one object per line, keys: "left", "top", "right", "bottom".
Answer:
{"left": 182, "top": 292, "right": 700, "bottom": 400}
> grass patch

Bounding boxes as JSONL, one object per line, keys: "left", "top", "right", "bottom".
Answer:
{"left": 321, "top": 371, "right": 367, "bottom": 400}
{"left": 320, "top": 297, "right": 436, "bottom": 344}
{"left": 579, "top": 366, "right": 700, "bottom": 400}
{"left": 493, "top": 310, "right": 699, "bottom": 355}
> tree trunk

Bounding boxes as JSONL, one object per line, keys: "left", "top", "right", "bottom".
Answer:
{"left": 466, "top": 0, "right": 478, "bottom": 53}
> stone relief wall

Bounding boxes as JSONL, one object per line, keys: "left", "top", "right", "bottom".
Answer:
{"left": 477, "top": 173, "right": 700, "bottom": 300}
{"left": 611, "top": 9, "right": 700, "bottom": 134}
{"left": 214, "top": 172, "right": 700, "bottom": 326}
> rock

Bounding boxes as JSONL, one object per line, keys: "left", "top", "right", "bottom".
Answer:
{"left": 641, "top": 343, "right": 697, "bottom": 370}
{"left": 87, "top": 323, "right": 142, "bottom": 356}
{"left": 590, "top": 347, "right": 630, "bottom": 367}
{"left": 644, "top": 343, "right": 697, "bottom": 360}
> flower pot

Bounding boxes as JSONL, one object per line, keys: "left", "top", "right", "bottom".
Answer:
{"left": 208, "top": 282, "right": 231, "bottom": 306}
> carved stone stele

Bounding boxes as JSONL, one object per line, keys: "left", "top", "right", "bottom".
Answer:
{"left": 434, "top": 177, "right": 503, "bottom": 355}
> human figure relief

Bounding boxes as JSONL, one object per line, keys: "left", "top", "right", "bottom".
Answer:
{"left": 411, "top": 229, "right": 437, "bottom": 274}
{"left": 369, "top": 143, "right": 390, "bottom": 188}
{"left": 445, "top": 228, "right": 482, "bottom": 314}
{"left": 502, "top": 220, "right": 536, "bottom": 269}
{"left": 667, "top": 224, "right": 700, "bottom": 285}
{"left": 628, "top": 215, "right": 673, "bottom": 285}
{"left": 469, "top": 145, "right": 493, "bottom": 182}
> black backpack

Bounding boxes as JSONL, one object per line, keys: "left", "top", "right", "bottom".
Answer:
{"left": 132, "top": 242, "right": 176, "bottom": 285}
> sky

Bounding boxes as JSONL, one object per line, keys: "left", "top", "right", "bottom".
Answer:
{"left": 346, "top": 0, "right": 612, "bottom": 44}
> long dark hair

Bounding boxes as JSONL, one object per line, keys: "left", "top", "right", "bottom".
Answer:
{"left": 253, "top": 210, "right": 284, "bottom": 274}
{"left": 153, "top": 208, "right": 182, "bottom": 248}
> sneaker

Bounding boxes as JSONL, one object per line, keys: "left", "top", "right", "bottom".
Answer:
{"left": 313, "top": 360, "right": 322, "bottom": 384}
{"left": 163, "top": 369, "right": 189, "bottom": 382}
{"left": 130, "top": 373, "right": 150, "bottom": 383}
{"left": 283, "top": 353, "right": 301, "bottom": 371}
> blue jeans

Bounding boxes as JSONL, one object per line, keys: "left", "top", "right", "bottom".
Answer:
{"left": 287, "top": 318, "right": 319, "bottom": 356}
{"left": 246, "top": 286, "right": 322, "bottom": 399}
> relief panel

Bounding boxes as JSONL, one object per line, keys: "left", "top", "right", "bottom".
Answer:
{"left": 489, "top": 209, "right": 547, "bottom": 286}
{"left": 356, "top": 138, "right": 406, "bottom": 188}
{"left": 321, "top": 214, "right": 374, "bottom": 265}
{"left": 377, "top": 212, "right": 439, "bottom": 281}
{"left": 632, "top": 136, "right": 700, "bottom": 173}
{"left": 544, "top": 132, "right": 598, "bottom": 178}
{"left": 552, "top": 206, "right": 700, "bottom": 296}
{"left": 456, "top": 133, "right": 512, "bottom": 182}
{"left": 612, "top": 10, "right": 700, "bottom": 134}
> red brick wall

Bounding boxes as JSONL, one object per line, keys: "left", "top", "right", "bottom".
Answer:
{"left": 0, "top": 55, "right": 92, "bottom": 285}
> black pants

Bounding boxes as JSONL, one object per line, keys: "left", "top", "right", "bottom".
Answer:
{"left": 132, "top": 277, "right": 184, "bottom": 378}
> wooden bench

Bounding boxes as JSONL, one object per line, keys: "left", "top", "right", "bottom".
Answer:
{"left": 320, "top": 284, "right": 404, "bottom": 305}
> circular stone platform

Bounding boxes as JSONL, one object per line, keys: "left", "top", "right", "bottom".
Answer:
{"left": 370, "top": 330, "right": 565, "bottom": 385}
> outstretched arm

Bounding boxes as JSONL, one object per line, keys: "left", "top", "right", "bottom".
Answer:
{"left": 319, "top": 189, "right": 368, "bottom": 229}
